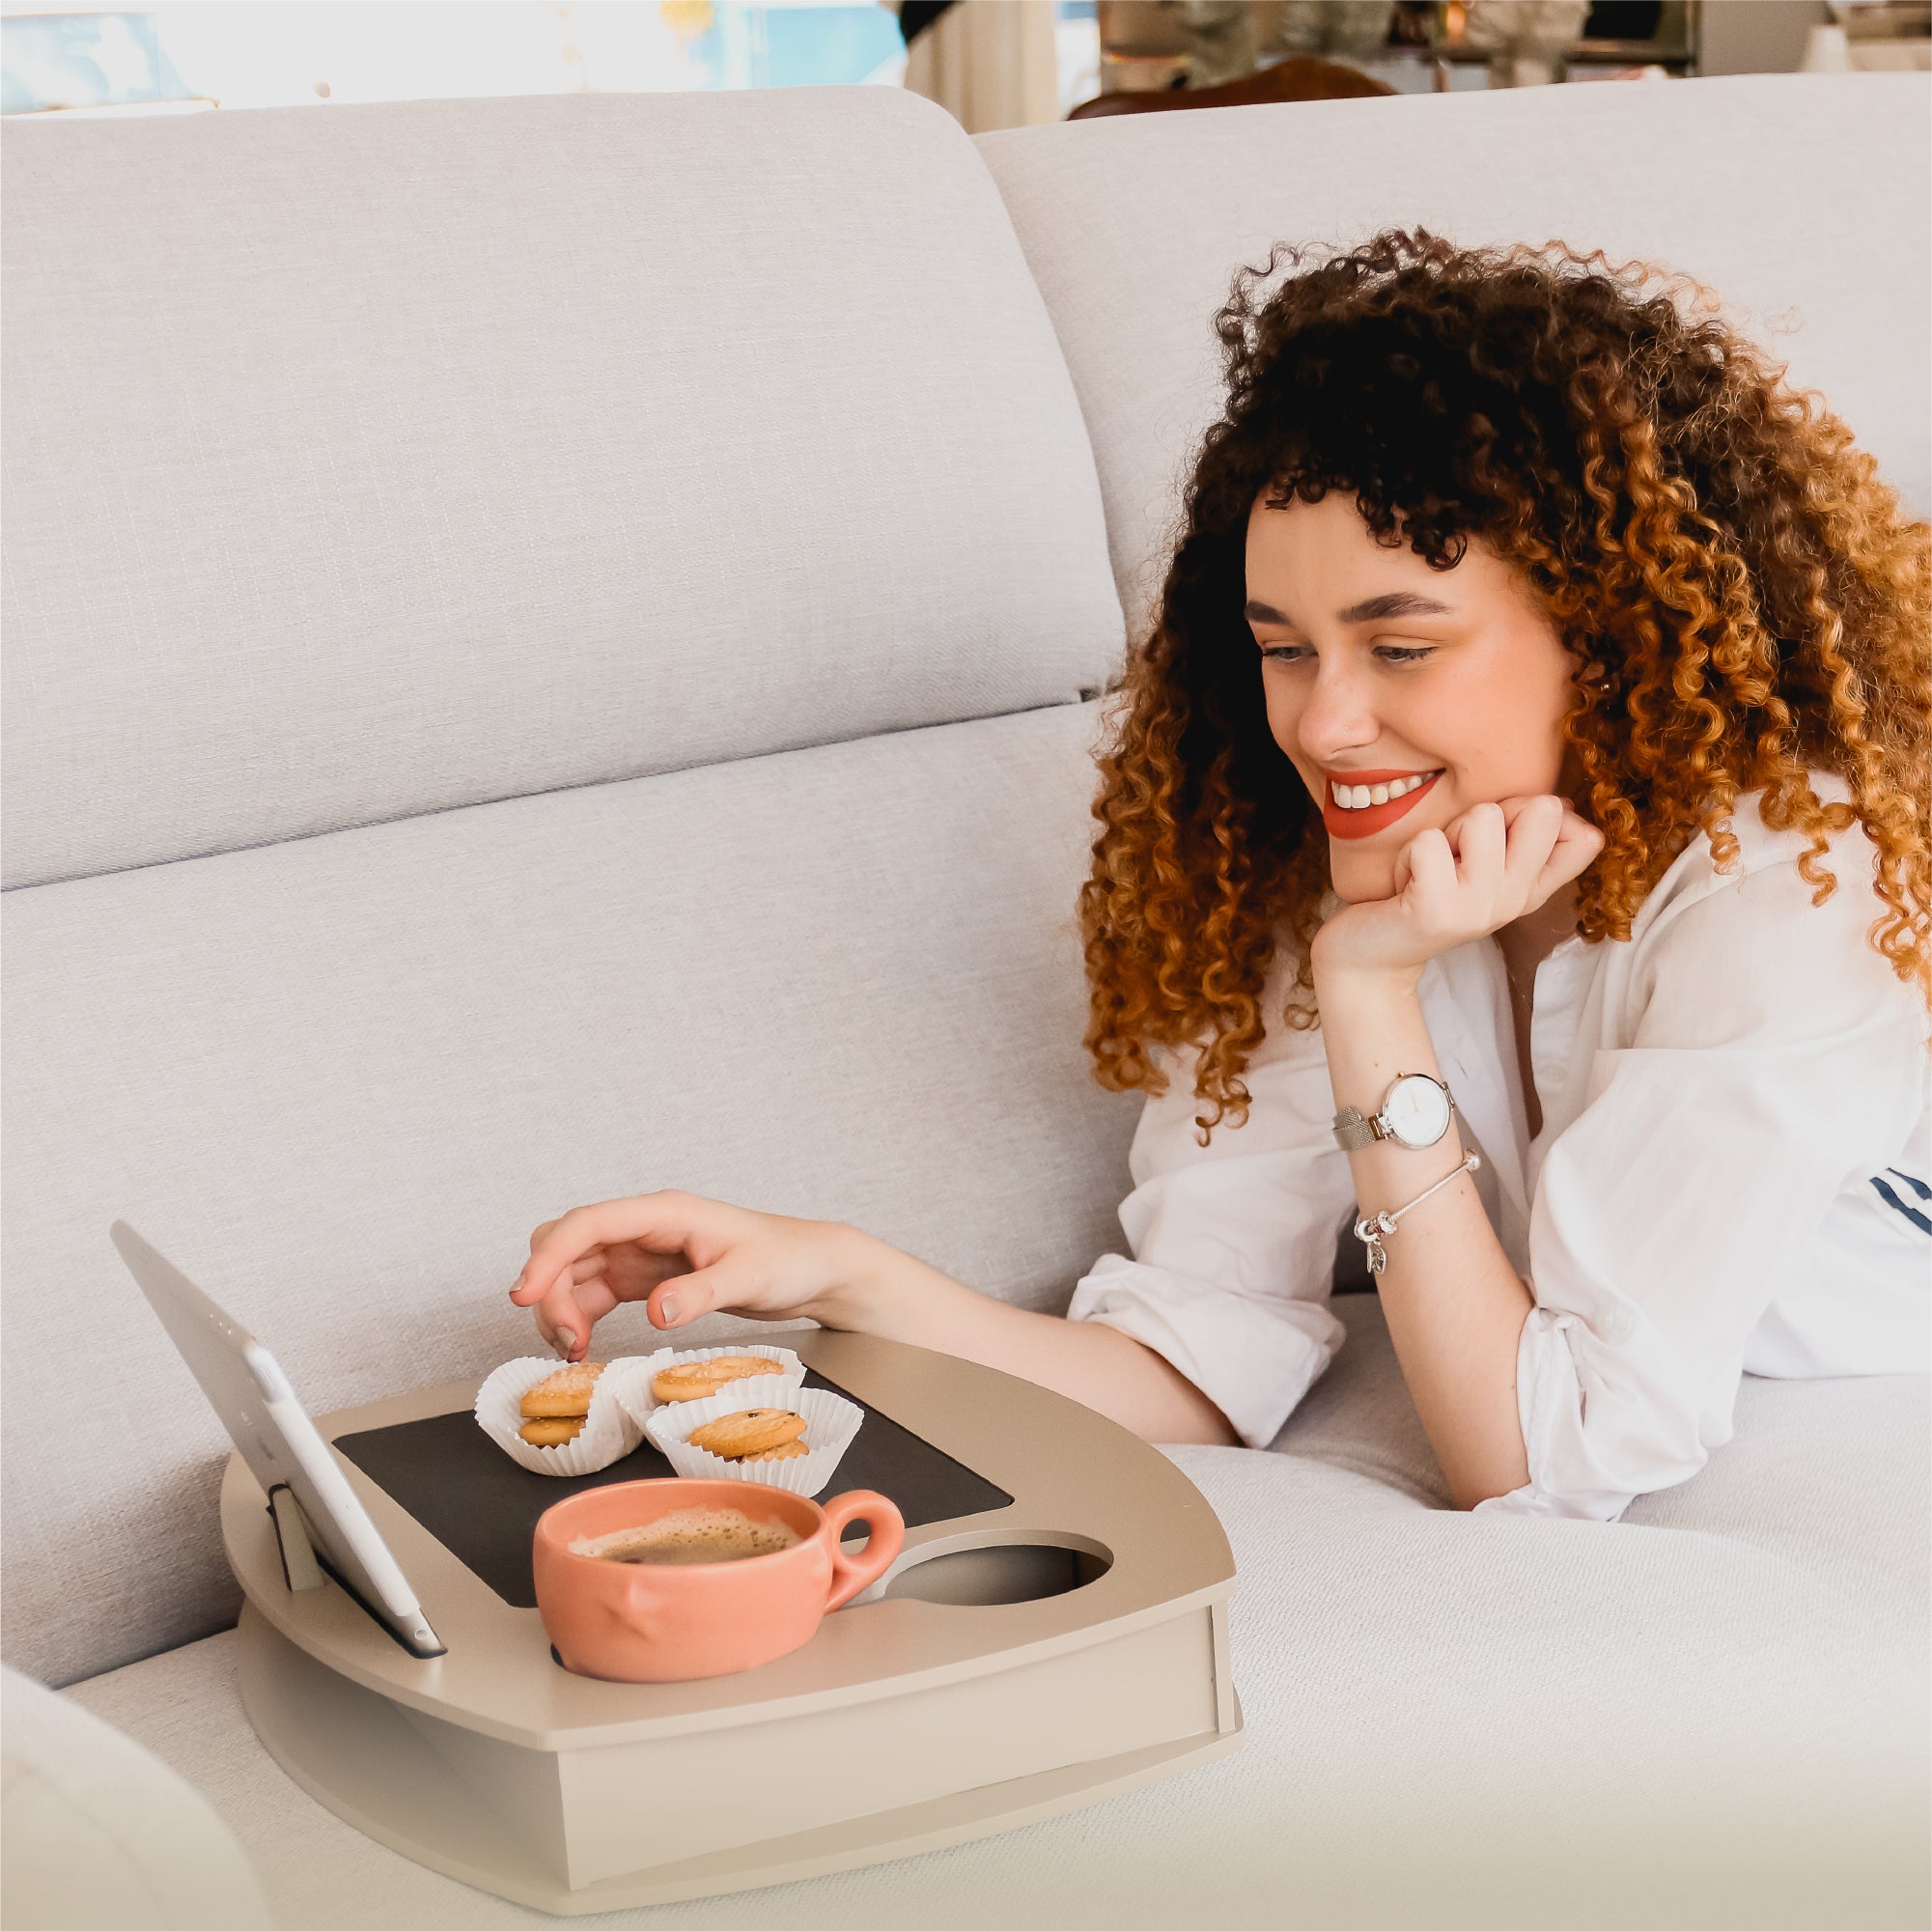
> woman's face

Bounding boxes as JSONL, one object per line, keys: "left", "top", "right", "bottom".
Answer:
{"left": 1245, "top": 490, "right": 1579, "bottom": 905}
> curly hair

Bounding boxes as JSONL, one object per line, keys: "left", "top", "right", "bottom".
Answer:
{"left": 1078, "top": 228, "right": 1931, "bottom": 1142}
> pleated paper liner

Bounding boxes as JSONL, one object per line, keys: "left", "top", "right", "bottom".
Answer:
{"left": 474, "top": 1356, "right": 651, "bottom": 1476}
{"left": 604, "top": 1343, "right": 806, "bottom": 1428}
{"left": 644, "top": 1385, "right": 865, "bottom": 1497}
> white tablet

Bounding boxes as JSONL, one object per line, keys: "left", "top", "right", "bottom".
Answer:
{"left": 111, "top": 1221, "right": 445, "bottom": 1659}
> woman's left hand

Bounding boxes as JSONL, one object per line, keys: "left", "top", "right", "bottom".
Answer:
{"left": 1311, "top": 795, "right": 1605, "bottom": 987}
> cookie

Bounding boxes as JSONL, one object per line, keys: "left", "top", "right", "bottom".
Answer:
{"left": 738, "top": 1439, "right": 809, "bottom": 1464}
{"left": 520, "top": 1361, "right": 604, "bottom": 1419}
{"left": 686, "top": 1408, "right": 807, "bottom": 1460}
{"left": 519, "top": 1414, "right": 586, "bottom": 1447}
{"left": 651, "top": 1355, "right": 784, "bottom": 1405}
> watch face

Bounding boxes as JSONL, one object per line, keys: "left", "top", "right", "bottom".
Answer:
{"left": 1384, "top": 1075, "right": 1451, "bottom": 1148}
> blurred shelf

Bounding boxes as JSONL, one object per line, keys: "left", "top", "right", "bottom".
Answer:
{"left": 1421, "top": 38, "right": 1694, "bottom": 69}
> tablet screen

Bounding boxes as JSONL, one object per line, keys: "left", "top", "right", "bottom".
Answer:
{"left": 111, "top": 1220, "right": 444, "bottom": 1658}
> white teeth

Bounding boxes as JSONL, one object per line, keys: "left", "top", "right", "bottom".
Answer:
{"left": 1331, "top": 772, "right": 1438, "bottom": 809}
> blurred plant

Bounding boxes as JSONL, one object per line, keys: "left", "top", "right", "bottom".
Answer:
{"left": 1274, "top": 2, "right": 1397, "bottom": 59}
{"left": 1462, "top": 0, "right": 1590, "bottom": 82}
{"left": 659, "top": 0, "right": 717, "bottom": 44}
{"left": 1158, "top": 1, "right": 1258, "bottom": 86}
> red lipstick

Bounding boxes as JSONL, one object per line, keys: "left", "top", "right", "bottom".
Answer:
{"left": 1321, "top": 769, "right": 1442, "bottom": 841}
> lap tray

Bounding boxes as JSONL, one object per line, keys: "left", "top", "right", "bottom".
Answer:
{"left": 224, "top": 1328, "right": 1241, "bottom": 1915}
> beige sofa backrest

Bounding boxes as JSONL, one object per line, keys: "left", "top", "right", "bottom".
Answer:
{"left": 978, "top": 74, "right": 1932, "bottom": 649}
{"left": 0, "top": 89, "right": 1135, "bottom": 1689}
{"left": 2, "top": 88, "right": 1121, "bottom": 889}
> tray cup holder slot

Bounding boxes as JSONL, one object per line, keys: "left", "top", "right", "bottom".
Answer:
{"left": 869, "top": 1536, "right": 1113, "bottom": 1608}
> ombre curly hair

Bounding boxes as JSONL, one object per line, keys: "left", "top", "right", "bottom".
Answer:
{"left": 1079, "top": 228, "right": 1931, "bottom": 1141}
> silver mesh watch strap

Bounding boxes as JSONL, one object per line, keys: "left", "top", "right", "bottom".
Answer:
{"left": 1334, "top": 1073, "right": 1456, "bottom": 1153}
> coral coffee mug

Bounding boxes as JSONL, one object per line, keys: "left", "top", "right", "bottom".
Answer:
{"left": 533, "top": 1477, "right": 905, "bottom": 1682}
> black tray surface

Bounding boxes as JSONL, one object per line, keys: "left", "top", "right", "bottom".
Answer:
{"left": 333, "top": 1368, "right": 1015, "bottom": 1608}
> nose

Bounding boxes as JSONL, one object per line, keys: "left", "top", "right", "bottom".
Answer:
{"left": 1293, "top": 654, "right": 1382, "bottom": 765}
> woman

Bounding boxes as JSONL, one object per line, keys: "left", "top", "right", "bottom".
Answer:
{"left": 509, "top": 230, "right": 1929, "bottom": 1518}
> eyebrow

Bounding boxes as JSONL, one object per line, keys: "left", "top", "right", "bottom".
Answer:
{"left": 1244, "top": 591, "right": 1455, "bottom": 628}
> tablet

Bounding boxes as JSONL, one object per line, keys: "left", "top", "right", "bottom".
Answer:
{"left": 111, "top": 1221, "right": 445, "bottom": 1659}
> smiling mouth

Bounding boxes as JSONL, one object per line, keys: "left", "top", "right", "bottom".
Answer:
{"left": 1321, "top": 769, "right": 1442, "bottom": 840}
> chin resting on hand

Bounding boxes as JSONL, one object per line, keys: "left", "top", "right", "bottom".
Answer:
{"left": 1313, "top": 794, "right": 1603, "bottom": 984}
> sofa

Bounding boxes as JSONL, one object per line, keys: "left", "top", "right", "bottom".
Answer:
{"left": 3, "top": 72, "right": 1926, "bottom": 1930}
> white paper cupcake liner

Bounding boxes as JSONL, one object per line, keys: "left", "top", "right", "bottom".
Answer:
{"left": 606, "top": 1343, "right": 806, "bottom": 1429}
{"left": 644, "top": 1385, "right": 865, "bottom": 1497}
{"left": 474, "top": 1355, "right": 652, "bottom": 1476}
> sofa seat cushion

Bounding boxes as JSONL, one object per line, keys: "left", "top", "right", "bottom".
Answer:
{"left": 67, "top": 1300, "right": 1928, "bottom": 1931}
{"left": 1282, "top": 1301, "right": 1931, "bottom": 1641}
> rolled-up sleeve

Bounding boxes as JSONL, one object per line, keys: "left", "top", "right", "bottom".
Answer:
{"left": 1475, "top": 834, "right": 1927, "bottom": 1522}
{"left": 1066, "top": 1023, "right": 1356, "bottom": 1448}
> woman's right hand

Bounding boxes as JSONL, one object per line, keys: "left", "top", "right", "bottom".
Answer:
{"left": 505, "top": 1192, "right": 861, "bottom": 1363}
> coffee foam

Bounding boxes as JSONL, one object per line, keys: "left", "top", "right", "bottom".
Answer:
{"left": 571, "top": 1506, "right": 798, "bottom": 1564}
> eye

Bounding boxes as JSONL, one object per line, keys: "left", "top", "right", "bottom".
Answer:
{"left": 1258, "top": 646, "right": 1311, "bottom": 667}
{"left": 1374, "top": 645, "right": 1436, "bottom": 664}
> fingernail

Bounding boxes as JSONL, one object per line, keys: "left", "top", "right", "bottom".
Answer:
{"left": 555, "top": 1327, "right": 576, "bottom": 1358}
{"left": 658, "top": 1295, "right": 681, "bottom": 1326}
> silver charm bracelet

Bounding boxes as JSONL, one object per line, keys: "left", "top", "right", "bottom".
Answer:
{"left": 1353, "top": 1152, "right": 1482, "bottom": 1276}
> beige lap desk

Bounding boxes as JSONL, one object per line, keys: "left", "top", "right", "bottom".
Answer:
{"left": 226, "top": 1329, "right": 1243, "bottom": 1914}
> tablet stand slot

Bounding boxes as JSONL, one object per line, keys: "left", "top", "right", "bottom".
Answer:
{"left": 268, "top": 1484, "right": 324, "bottom": 1592}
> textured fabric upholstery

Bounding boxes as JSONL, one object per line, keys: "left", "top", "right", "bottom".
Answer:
{"left": 1278, "top": 1294, "right": 1932, "bottom": 1639}
{"left": 64, "top": 1301, "right": 1929, "bottom": 1931}
{"left": 2, "top": 1665, "right": 272, "bottom": 1931}
{"left": 1, "top": 89, "right": 1121, "bottom": 886}
{"left": 976, "top": 74, "right": 1932, "bottom": 650}
{"left": 2, "top": 701, "right": 1138, "bottom": 1687}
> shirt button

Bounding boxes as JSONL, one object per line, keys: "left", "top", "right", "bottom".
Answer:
{"left": 1602, "top": 1304, "right": 1636, "bottom": 1344}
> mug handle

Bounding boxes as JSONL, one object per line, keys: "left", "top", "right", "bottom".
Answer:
{"left": 819, "top": 1490, "right": 906, "bottom": 1610}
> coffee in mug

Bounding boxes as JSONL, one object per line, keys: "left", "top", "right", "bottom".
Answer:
{"left": 572, "top": 1507, "right": 798, "bottom": 1566}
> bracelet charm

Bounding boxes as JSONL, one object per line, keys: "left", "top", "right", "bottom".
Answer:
{"left": 1353, "top": 1152, "right": 1482, "bottom": 1275}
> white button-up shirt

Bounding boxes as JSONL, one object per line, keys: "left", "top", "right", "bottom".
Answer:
{"left": 1067, "top": 780, "right": 1931, "bottom": 1519}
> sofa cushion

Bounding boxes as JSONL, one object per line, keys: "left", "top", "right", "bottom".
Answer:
{"left": 1, "top": 89, "right": 1121, "bottom": 887}
{"left": 65, "top": 1304, "right": 1928, "bottom": 1929}
{"left": 2, "top": 1664, "right": 272, "bottom": 1931}
{"left": 1, "top": 700, "right": 1140, "bottom": 1688}
{"left": 1277, "top": 1296, "right": 1930, "bottom": 1641}
{"left": 977, "top": 74, "right": 1932, "bottom": 650}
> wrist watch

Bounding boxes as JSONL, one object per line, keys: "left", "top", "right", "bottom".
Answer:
{"left": 1332, "top": 1072, "right": 1456, "bottom": 1152}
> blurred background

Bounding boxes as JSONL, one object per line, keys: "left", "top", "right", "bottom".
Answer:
{"left": 2, "top": 0, "right": 1925, "bottom": 135}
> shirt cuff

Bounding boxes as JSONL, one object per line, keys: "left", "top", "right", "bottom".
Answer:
{"left": 1470, "top": 1305, "right": 1638, "bottom": 1523}
{"left": 1065, "top": 1255, "right": 1344, "bottom": 1449}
